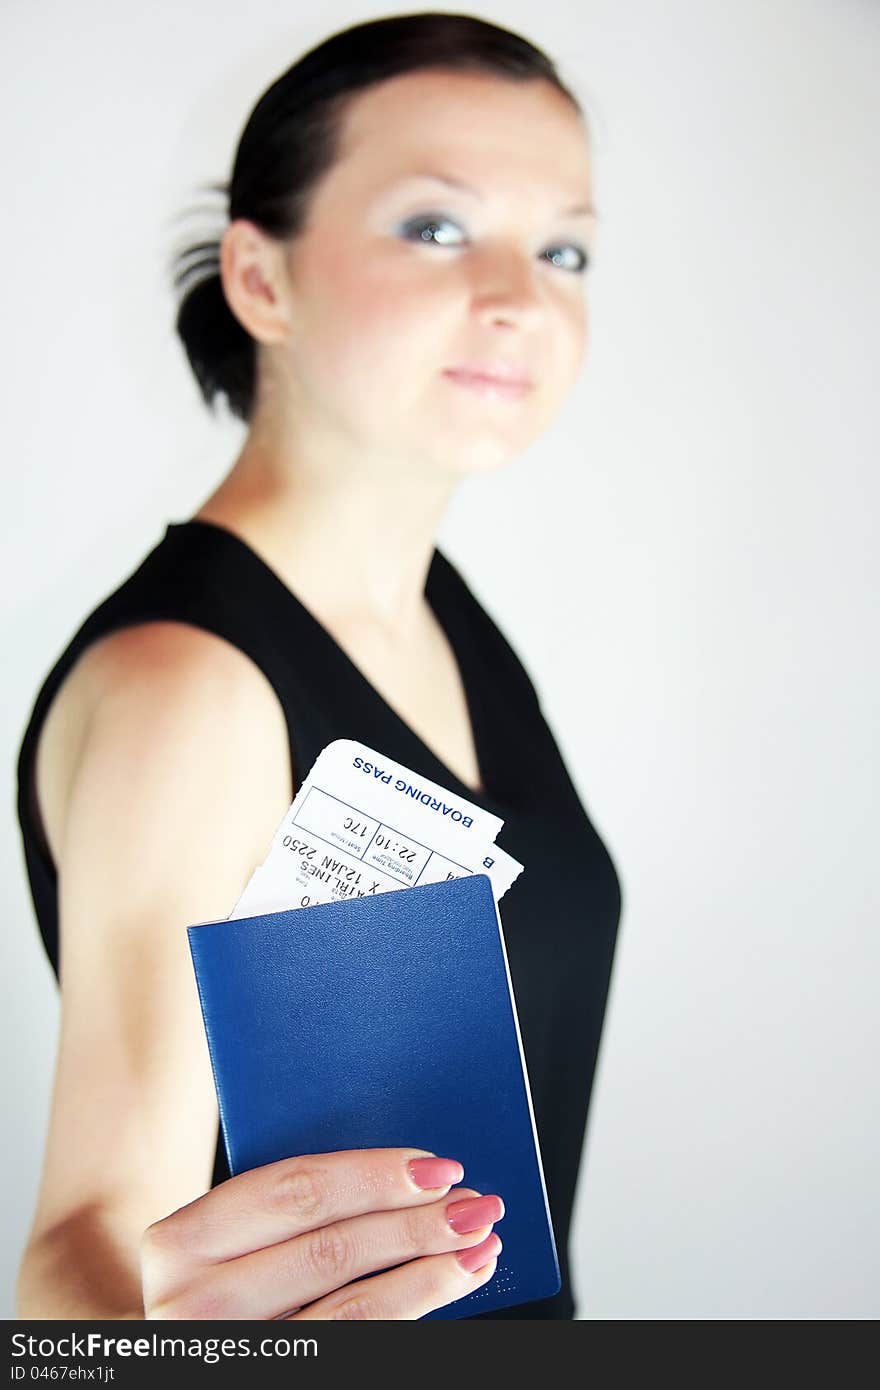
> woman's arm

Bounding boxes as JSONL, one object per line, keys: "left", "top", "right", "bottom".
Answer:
{"left": 16, "top": 622, "right": 293, "bottom": 1317}
{"left": 18, "top": 1208, "right": 147, "bottom": 1319}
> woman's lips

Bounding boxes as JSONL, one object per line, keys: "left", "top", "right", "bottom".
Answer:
{"left": 442, "top": 367, "right": 532, "bottom": 400}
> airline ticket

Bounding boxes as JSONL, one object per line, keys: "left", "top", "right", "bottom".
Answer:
{"left": 228, "top": 737, "right": 524, "bottom": 920}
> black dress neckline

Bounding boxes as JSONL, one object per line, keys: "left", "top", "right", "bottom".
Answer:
{"left": 167, "top": 518, "right": 505, "bottom": 813}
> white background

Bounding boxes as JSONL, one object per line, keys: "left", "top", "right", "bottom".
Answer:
{"left": 3, "top": 0, "right": 878, "bottom": 1319}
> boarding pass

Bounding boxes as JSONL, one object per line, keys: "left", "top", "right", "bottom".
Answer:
{"left": 229, "top": 737, "right": 523, "bottom": 920}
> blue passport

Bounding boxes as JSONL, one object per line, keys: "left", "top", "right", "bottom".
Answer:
{"left": 186, "top": 872, "right": 561, "bottom": 1318}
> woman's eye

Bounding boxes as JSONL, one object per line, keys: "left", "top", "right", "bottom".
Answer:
{"left": 398, "top": 215, "right": 590, "bottom": 274}
{"left": 543, "top": 244, "right": 590, "bottom": 275}
{"left": 399, "top": 214, "right": 464, "bottom": 247}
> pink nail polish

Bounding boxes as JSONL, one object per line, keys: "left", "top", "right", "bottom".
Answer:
{"left": 456, "top": 1233, "right": 502, "bottom": 1273}
{"left": 446, "top": 1193, "right": 504, "bottom": 1234}
{"left": 408, "top": 1156, "right": 465, "bottom": 1190}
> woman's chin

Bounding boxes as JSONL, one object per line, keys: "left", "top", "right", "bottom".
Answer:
{"left": 426, "top": 425, "right": 528, "bottom": 478}
{"left": 444, "top": 444, "right": 522, "bottom": 478}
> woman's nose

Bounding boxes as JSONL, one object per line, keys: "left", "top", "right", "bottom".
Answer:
{"left": 469, "top": 245, "right": 544, "bottom": 326}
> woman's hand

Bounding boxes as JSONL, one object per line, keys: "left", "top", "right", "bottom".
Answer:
{"left": 140, "top": 1147, "right": 504, "bottom": 1320}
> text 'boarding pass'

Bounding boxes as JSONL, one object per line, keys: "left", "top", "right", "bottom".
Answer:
{"left": 229, "top": 737, "right": 524, "bottom": 920}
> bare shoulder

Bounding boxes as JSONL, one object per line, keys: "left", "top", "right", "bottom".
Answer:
{"left": 35, "top": 620, "right": 293, "bottom": 871}
{"left": 24, "top": 620, "right": 294, "bottom": 1249}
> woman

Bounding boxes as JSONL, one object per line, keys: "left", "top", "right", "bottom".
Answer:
{"left": 15, "top": 12, "right": 621, "bottom": 1320}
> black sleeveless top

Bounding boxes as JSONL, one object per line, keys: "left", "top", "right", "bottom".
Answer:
{"left": 15, "top": 518, "right": 622, "bottom": 1321}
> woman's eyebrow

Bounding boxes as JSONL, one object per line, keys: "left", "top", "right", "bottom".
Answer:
{"left": 385, "top": 170, "right": 597, "bottom": 220}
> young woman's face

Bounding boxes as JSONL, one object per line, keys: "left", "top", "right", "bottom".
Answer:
{"left": 272, "top": 68, "right": 596, "bottom": 477}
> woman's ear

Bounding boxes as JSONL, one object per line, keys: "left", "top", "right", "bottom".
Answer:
{"left": 220, "top": 220, "right": 293, "bottom": 346}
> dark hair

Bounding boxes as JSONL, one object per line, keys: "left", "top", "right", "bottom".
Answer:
{"left": 169, "top": 12, "right": 585, "bottom": 425}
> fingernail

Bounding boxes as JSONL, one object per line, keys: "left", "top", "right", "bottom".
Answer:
{"left": 456, "top": 1233, "right": 502, "bottom": 1273}
{"left": 446, "top": 1193, "right": 505, "bottom": 1234}
{"left": 408, "top": 1156, "right": 465, "bottom": 1190}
